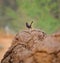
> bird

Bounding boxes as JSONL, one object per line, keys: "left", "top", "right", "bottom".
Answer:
{"left": 26, "top": 21, "right": 33, "bottom": 29}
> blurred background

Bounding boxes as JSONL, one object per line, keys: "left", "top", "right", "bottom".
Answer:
{"left": 0, "top": 0, "right": 60, "bottom": 61}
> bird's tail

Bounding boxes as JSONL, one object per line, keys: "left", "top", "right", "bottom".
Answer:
{"left": 30, "top": 21, "right": 33, "bottom": 26}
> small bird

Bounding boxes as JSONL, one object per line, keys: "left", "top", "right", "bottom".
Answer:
{"left": 26, "top": 21, "right": 33, "bottom": 29}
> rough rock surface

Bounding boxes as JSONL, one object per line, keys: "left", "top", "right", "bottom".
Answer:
{"left": 1, "top": 29, "right": 60, "bottom": 63}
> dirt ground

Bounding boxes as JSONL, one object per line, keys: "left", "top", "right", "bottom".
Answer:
{"left": 0, "top": 34, "right": 14, "bottom": 62}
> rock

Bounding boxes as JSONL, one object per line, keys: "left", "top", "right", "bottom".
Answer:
{"left": 1, "top": 29, "right": 60, "bottom": 63}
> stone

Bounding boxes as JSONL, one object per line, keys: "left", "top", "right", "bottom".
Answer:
{"left": 1, "top": 29, "right": 60, "bottom": 63}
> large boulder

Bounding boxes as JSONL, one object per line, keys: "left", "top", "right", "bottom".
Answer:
{"left": 1, "top": 29, "right": 60, "bottom": 63}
